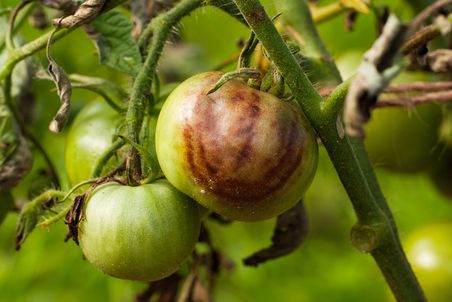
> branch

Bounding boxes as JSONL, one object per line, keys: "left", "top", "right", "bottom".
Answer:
{"left": 410, "top": 0, "right": 452, "bottom": 31}
{"left": 385, "top": 81, "right": 452, "bottom": 92}
{"left": 402, "top": 14, "right": 452, "bottom": 55}
{"left": 377, "top": 90, "right": 452, "bottom": 107}
{"left": 321, "top": 81, "right": 452, "bottom": 96}
{"left": 125, "top": 0, "right": 204, "bottom": 182}
{"left": 233, "top": 1, "right": 426, "bottom": 301}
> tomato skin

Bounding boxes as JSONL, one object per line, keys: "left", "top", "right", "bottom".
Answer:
{"left": 65, "top": 101, "right": 121, "bottom": 185}
{"left": 156, "top": 72, "right": 318, "bottom": 221}
{"left": 405, "top": 222, "right": 452, "bottom": 301}
{"left": 78, "top": 179, "right": 201, "bottom": 281}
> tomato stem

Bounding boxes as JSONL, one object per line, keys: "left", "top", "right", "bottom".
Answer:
{"left": 124, "top": 0, "right": 206, "bottom": 183}
{"left": 91, "top": 139, "right": 125, "bottom": 179}
{"left": 232, "top": 0, "right": 427, "bottom": 301}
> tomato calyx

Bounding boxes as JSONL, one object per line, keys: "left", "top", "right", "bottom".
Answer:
{"left": 64, "top": 176, "right": 124, "bottom": 244}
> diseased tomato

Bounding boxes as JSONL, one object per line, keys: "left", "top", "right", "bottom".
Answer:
{"left": 78, "top": 179, "right": 201, "bottom": 281}
{"left": 156, "top": 72, "right": 318, "bottom": 221}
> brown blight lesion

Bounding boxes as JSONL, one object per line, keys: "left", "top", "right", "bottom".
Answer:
{"left": 182, "top": 80, "right": 307, "bottom": 203}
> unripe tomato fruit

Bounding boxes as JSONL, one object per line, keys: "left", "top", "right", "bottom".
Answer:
{"left": 78, "top": 179, "right": 201, "bottom": 281}
{"left": 364, "top": 103, "right": 441, "bottom": 173}
{"left": 156, "top": 72, "right": 318, "bottom": 221}
{"left": 65, "top": 101, "right": 121, "bottom": 185}
{"left": 404, "top": 222, "right": 452, "bottom": 301}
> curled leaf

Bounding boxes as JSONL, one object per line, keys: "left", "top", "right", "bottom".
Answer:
{"left": 15, "top": 189, "right": 67, "bottom": 249}
{"left": 53, "top": 0, "right": 106, "bottom": 28}
{"left": 243, "top": 201, "right": 308, "bottom": 267}
{"left": 344, "top": 15, "right": 407, "bottom": 137}
{"left": 16, "top": 202, "right": 38, "bottom": 250}
{"left": 46, "top": 26, "right": 72, "bottom": 133}
{"left": 64, "top": 194, "right": 87, "bottom": 245}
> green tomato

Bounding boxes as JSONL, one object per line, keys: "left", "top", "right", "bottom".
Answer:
{"left": 404, "top": 222, "right": 452, "bottom": 301}
{"left": 78, "top": 179, "right": 201, "bottom": 281}
{"left": 65, "top": 101, "right": 121, "bottom": 185}
{"left": 364, "top": 103, "right": 442, "bottom": 173}
{"left": 156, "top": 72, "right": 318, "bottom": 221}
{"left": 337, "top": 53, "right": 442, "bottom": 173}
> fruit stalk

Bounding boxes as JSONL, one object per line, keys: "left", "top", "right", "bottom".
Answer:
{"left": 233, "top": 0, "right": 426, "bottom": 301}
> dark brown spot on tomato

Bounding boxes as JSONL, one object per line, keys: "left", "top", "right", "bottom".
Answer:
{"left": 182, "top": 86, "right": 305, "bottom": 202}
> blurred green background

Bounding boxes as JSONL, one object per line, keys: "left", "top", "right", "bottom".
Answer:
{"left": 1, "top": 0, "right": 451, "bottom": 301}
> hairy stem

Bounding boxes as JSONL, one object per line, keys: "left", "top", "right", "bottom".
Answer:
{"left": 233, "top": 1, "right": 426, "bottom": 301}
{"left": 91, "top": 139, "right": 125, "bottom": 179}
{"left": 126, "top": 0, "right": 204, "bottom": 182}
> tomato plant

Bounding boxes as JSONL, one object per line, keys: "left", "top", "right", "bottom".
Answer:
{"left": 404, "top": 222, "right": 452, "bottom": 302}
{"left": 156, "top": 72, "right": 318, "bottom": 221}
{"left": 2, "top": 0, "right": 452, "bottom": 301}
{"left": 78, "top": 179, "right": 201, "bottom": 281}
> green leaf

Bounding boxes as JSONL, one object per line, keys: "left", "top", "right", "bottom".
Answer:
{"left": 88, "top": 9, "right": 142, "bottom": 75}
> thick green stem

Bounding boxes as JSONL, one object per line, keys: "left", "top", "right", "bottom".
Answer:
{"left": 273, "top": 0, "right": 342, "bottom": 84}
{"left": 233, "top": 1, "right": 426, "bottom": 301}
{"left": 125, "top": 0, "right": 204, "bottom": 182}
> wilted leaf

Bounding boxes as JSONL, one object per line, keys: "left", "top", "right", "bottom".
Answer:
{"left": 53, "top": 0, "right": 105, "bottom": 28}
{"left": 87, "top": 9, "right": 142, "bottom": 75}
{"left": 15, "top": 190, "right": 69, "bottom": 249}
{"left": 47, "top": 59, "right": 72, "bottom": 133}
{"left": 16, "top": 202, "right": 38, "bottom": 250}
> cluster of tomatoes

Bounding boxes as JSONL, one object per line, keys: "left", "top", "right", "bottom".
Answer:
{"left": 65, "top": 71, "right": 318, "bottom": 281}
